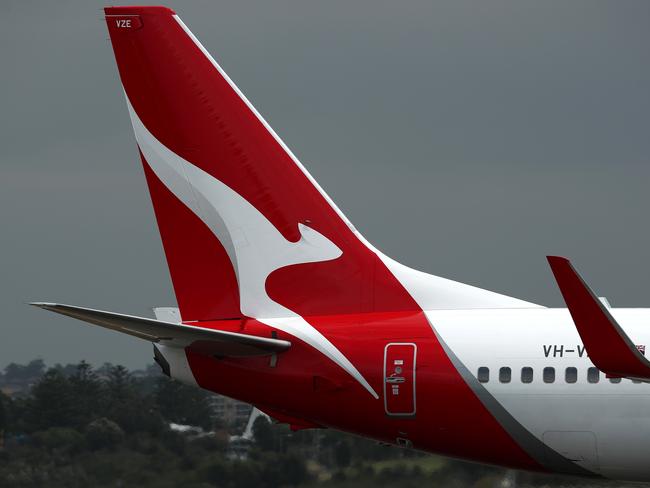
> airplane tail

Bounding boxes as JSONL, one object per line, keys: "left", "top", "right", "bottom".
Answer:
{"left": 104, "top": 6, "right": 417, "bottom": 323}
{"left": 105, "top": 6, "right": 539, "bottom": 324}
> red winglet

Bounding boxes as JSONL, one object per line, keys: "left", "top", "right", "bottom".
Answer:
{"left": 547, "top": 256, "right": 650, "bottom": 380}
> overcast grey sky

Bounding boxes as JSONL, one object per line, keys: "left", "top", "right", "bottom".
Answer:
{"left": 1, "top": 1, "right": 649, "bottom": 369}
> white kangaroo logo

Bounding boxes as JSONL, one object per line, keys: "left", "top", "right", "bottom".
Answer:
{"left": 127, "top": 97, "right": 378, "bottom": 399}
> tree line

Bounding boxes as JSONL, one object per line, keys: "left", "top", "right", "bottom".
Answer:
{"left": 2, "top": 361, "right": 213, "bottom": 436}
{"left": 0, "top": 360, "right": 620, "bottom": 488}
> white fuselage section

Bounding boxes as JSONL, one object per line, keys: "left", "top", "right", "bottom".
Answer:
{"left": 433, "top": 308, "right": 650, "bottom": 481}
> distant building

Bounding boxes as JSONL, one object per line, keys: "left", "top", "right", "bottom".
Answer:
{"left": 209, "top": 394, "right": 252, "bottom": 429}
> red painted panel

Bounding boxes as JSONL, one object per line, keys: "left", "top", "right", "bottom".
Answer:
{"left": 141, "top": 155, "right": 241, "bottom": 321}
{"left": 185, "top": 311, "right": 545, "bottom": 472}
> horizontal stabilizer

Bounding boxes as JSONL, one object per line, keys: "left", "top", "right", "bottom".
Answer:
{"left": 30, "top": 302, "right": 290, "bottom": 357}
{"left": 547, "top": 257, "right": 650, "bottom": 381}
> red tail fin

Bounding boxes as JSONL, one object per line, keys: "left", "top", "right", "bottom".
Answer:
{"left": 105, "top": 5, "right": 539, "bottom": 324}
{"left": 104, "top": 6, "right": 420, "bottom": 322}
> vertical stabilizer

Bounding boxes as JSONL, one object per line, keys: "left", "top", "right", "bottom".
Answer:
{"left": 104, "top": 6, "right": 540, "bottom": 326}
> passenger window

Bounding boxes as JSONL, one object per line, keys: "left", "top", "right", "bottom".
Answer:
{"left": 632, "top": 379, "right": 642, "bottom": 384}
{"left": 478, "top": 367, "right": 489, "bottom": 383}
{"left": 543, "top": 367, "right": 555, "bottom": 383}
{"left": 499, "top": 367, "right": 511, "bottom": 383}
{"left": 565, "top": 367, "right": 578, "bottom": 383}
{"left": 609, "top": 377, "right": 622, "bottom": 384}
{"left": 587, "top": 367, "right": 600, "bottom": 384}
{"left": 521, "top": 367, "right": 533, "bottom": 383}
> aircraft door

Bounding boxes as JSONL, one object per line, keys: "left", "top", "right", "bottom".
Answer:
{"left": 383, "top": 343, "right": 417, "bottom": 417}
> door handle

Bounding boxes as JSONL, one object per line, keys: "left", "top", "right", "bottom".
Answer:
{"left": 386, "top": 377, "right": 405, "bottom": 384}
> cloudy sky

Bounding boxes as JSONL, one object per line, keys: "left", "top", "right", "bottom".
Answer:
{"left": 1, "top": 1, "right": 649, "bottom": 369}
